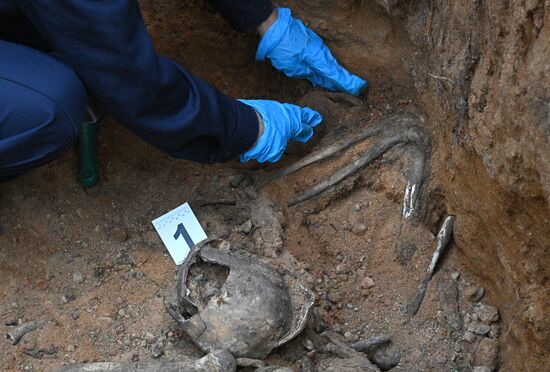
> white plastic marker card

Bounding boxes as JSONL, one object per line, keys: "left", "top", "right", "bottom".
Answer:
{"left": 152, "top": 202, "right": 207, "bottom": 265}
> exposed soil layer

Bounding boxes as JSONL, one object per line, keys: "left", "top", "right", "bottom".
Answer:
{"left": 0, "top": 1, "right": 548, "bottom": 371}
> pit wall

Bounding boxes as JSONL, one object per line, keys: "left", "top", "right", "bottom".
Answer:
{"left": 290, "top": 0, "right": 549, "bottom": 370}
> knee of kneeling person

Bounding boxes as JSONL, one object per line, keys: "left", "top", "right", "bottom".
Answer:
{"left": 16, "top": 62, "right": 88, "bottom": 142}
{"left": 0, "top": 66, "right": 87, "bottom": 170}
{"left": 43, "top": 63, "right": 88, "bottom": 137}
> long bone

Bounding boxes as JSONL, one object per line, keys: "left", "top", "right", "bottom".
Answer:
{"left": 287, "top": 124, "right": 428, "bottom": 208}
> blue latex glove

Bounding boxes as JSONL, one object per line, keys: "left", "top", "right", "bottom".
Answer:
{"left": 239, "top": 99, "right": 322, "bottom": 163}
{"left": 257, "top": 8, "right": 367, "bottom": 96}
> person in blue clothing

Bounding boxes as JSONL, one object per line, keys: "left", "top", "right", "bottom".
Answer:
{"left": 0, "top": 1, "right": 367, "bottom": 182}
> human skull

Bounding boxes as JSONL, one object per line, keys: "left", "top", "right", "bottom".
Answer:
{"left": 165, "top": 241, "right": 314, "bottom": 359}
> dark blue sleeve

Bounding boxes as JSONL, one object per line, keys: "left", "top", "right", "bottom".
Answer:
{"left": 15, "top": 0, "right": 258, "bottom": 163}
{"left": 207, "top": 0, "right": 273, "bottom": 32}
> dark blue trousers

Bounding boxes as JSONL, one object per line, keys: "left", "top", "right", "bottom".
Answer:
{"left": 0, "top": 0, "right": 273, "bottom": 181}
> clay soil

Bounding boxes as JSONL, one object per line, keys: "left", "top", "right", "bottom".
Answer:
{"left": 0, "top": 1, "right": 532, "bottom": 371}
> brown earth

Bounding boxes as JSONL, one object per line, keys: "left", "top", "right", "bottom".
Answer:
{"left": 0, "top": 0, "right": 548, "bottom": 371}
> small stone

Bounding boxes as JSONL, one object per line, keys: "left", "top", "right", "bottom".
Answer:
{"left": 218, "top": 240, "right": 231, "bottom": 252}
{"left": 71, "top": 309, "right": 79, "bottom": 320}
{"left": 312, "top": 307, "right": 327, "bottom": 333}
{"left": 365, "top": 341, "right": 401, "bottom": 371}
{"left": 344, "top": 331, "right": 354, "bottom": 340}
{"left": 489, "top": 324, "right": 501, "bottom": 338}
{"left": 236, "top": 358, "right": 265, "bottom": 369}
{"left": 474, "top": 338, "right": 498, "bottom": 370}
{"left": 468, "top": 321, "right": 491, "bottom": 335}
{"left": 194, "top": 350, "right": 236, "bottom": 371}
{"left": 475, "top": 304, "right": 499, "bottom": 323}
{"left": 351, "top": 203, "right": 361, "bottom": 211}
{"left": 72, "top": 272, "right": 85, "bottom": 284}
{"left": 66, "top": 344, "right": 76, "bottom": 352}
{"left": 302, "top": 339, "right": 314, "bottom": 351}
{"left": 473, "top": 367, "right": 491, "bottom": 372}
{"left": 463, "top": 285, "right": 485, "bottom": 302}
{"left": 351, "top": 223, "right": 367, "bottom": 235}
{"left": 437, "top": 355, "right": 447, "bottom": 365}
{"left": 228, "top": 173, "right": 245, "bottom": 188}
{"left": 151, "top": 337, "right": 166, "bottom": 358}
{"left": 361, "top": 276, "right": 376, "bottom": 289}
{"left": 62, "top": 290, "right": 76, "bottom": 303}
{"left": 236, "top": 220, "right": 253, "bottom": 234}
{"left": 118, "top": 309, "right": 126, "bottom": 317}
{"left": 328, "top": 291, "right": 341, "bottom": 304}
{"left": 113, "top": 226, "right": 128, "bottom": 242}
{"left": 115, "top": 324, "right": 125, "bottom": 334}
{"left": 463, "top": 331, "right": 476, "bottom": 342}
{"left": 301, "top": 355, "right": 315, "bottom": 371}
{"left": 145, "top": 332, "right": 156, "bottom": 344}
{"left": 335, "top": 264, "right": 346, "bottom": 274}
{"left": 451, "top": 272, "right": 460, "bottom": 281}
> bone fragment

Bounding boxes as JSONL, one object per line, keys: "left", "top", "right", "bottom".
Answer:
{"left": 6, "top": 320, "right": 48, "bottom": 345}
{"left": 407, "top": 216, "right": 455, "bottom": 316}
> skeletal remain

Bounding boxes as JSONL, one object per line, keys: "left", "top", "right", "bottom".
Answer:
{"left": 401, "top": 143, "right": 426, "bottom": 219}
{"left": 393, "top": 142, "right": 429, "bottom": 261}
{"left": 407, "top": 215, "right": 456, "bottom": 316}
{"left": 6, "top": 319, "right": 49, "bottom": 345}
{"left": 351, "top": 335, "right": 401, "bottom": 371}
{"left": 325, "top": 92, "right": 364, "bottom": 107}
{"left": 165, "top": 240, "right": 314, "bottom": 359}
{"left": 288, "top": 124, "right": 428, "bottom": 207}
{"left": 236, "top": 358, "right": 265, "bottom": 368}
{"left": 58, "top": 349, "right": 236, "bottom": 372}
{"left": 320, "top": 331, "right": 381, "bottom": 372}
{"left": 272, "top": 123, "right": 386, "bottom": 181}
{"left": 351, "top": 334, "right": 392, "bottom": 352}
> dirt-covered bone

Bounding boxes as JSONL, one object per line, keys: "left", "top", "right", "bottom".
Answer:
{"left": 165, "top": 241, "right": 315, "bottom": 359}
{"left": 58, "top": 349, "right": 236, "bottom": 372}
{"left": 318, "top": 331, "right": 381, "bottom": 372}
{"left": 351, "top": 334, "right": 392, "bottom": 352}
{"left": 6, "top": 320, "right": 49, "bottom": 345}
{"left": 285, "top": 114, "right": 430, "bottom": 209}
{"left": 272, "top": 121, "right": 387, "bottom": 180}
{"left": 407, "top": 215, "right": 456, "bottom": 316}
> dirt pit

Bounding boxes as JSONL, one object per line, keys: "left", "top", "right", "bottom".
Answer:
{"left": 1, "top": 1, "right": 548, "bottom": 371}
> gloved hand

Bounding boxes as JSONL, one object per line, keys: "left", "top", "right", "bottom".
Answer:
{"left": 257, "top": 8, "right": 367, "bottom": 96}
{"left": 239, "top": 99, "right": 322, "bottom": 163}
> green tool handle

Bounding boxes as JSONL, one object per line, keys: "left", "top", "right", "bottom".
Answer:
{"left": 79, "top": 121, "right": 98, "bottom": 187}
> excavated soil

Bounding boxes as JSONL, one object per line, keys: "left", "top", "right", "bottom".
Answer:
{"left": 0, "top": 1, "right": 548, "bottom": 371}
